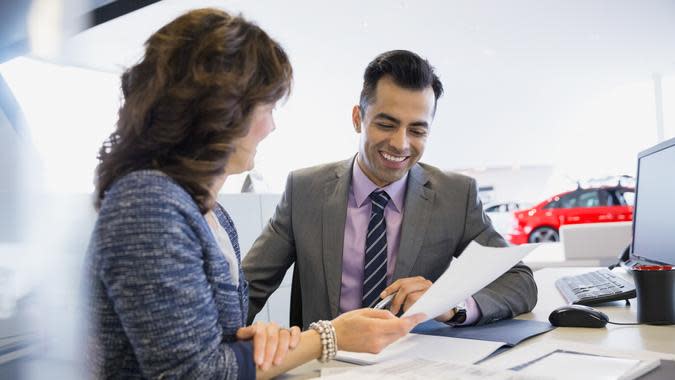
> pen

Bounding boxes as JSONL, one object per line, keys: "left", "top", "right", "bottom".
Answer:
{"left": 373, "top": 293, "right": 396, "bottom": 310}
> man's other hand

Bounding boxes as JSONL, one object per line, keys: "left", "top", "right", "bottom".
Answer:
{"left": 380, "top": 276, "right": 456, "bottom": 322}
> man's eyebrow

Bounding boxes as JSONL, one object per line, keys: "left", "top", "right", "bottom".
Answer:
{"left": 410, "top": 121, "right": 429, "bottom": 128}
{"left": 374, "top": 112, "right": 429, "bottom": 128}
{"left": 373, "top": 113, "right": 401, "bottom": 124}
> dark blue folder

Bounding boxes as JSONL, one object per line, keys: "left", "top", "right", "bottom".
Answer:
{"left": 411, "top": 318, "right": 556, "bottom": 361}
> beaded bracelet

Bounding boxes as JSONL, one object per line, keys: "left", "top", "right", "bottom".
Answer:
{"left": 309, "top": 320, "right": 338, "bottom": 362}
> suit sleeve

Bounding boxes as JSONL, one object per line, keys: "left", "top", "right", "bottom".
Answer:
{"left": 460, "top": 178, "right": 538, "bottom": 325}
{"left": 242, "top": 172, "right": 297, "bottom": 324}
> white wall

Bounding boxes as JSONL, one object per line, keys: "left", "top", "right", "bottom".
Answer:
{"left": 458, "top": 165, "right": 555, "bottom": 204}
{"left": 3, "top": 1, "right": 675, "bottom": 197}
{"left": 0, "top": 110, "right": 21, "bottom": 242}
{"left": 218, "top": 194, "right": 292, "bottom": 327}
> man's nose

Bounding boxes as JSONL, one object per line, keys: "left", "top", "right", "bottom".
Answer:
{"left": 389, "top": 128, "right": 410, "bottom": 153}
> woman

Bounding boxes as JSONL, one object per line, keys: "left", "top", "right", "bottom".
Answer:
{"left": 86, "top": 8, "right": 424, "bottom": 379}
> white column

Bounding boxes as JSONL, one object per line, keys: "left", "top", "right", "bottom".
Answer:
{"left": 653, "top": 73, "right": 665, "bottom": 143}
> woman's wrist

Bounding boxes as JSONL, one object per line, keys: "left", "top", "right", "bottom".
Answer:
{"left": 330, "top": 318, "right": 343, "bottom": 351}
{"left": 309, "top": 320, "right": 337, "bottom": 362}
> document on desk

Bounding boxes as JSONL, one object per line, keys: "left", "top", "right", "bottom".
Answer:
{"left": 513, "top": 351, "right": 661, "bottom": 380}
{"left": 322, "top": 358, "right": 545, "bottom": 380}
{"left": 402, "top": 241, "right": 539, "bottom": 321}
{"left": 335, "top": 333, "right": 504, "bottom": 365}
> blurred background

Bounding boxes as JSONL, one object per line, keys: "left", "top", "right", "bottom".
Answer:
{"left": 1, "top": 0, "right": 674, "bottom": 378}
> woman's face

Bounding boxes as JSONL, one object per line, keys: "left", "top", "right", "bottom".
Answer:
{"left": 225, "top": 102, "right": 277, "bottom": 175}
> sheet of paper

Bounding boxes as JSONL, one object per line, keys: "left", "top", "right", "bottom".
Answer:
{"left": 319, "top": 367, "right": 353, "bottom": 378}
{"left": 322, "top": 358, "right": 547, "bottom": 380}
{"left": 335, "top": 333, "right": 505, "bottom": 365}
{"left": 517, "top": 352, "right": 659, "bottom": 380}
{"left": 402, "top": 241, "right": 539, "bottom": 321}
{"left": 481, "top": 339, "right": 675, "bottom": 370}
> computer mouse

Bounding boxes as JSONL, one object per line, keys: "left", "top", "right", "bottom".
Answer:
{"left": 548, "top": 305, "right": 609, "bottom": 328}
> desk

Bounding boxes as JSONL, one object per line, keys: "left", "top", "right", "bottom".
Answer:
{"left": 522, "top": 243, "right": 609, "bottom": 270}
{"left": 511, "top": 267, "right": 674, "bottom": 354}
{"left": 281, "top": 267, "right": 675, "bottom": 379}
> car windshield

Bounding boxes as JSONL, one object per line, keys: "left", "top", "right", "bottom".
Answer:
{"left": 542, "top": 188, "right": 636, "bottom": 209}
{"left": 618, "top": 189, "right": 636, "bottom": 206}
{"left": 557, "top": 192, "right": 582, "bottom": 208}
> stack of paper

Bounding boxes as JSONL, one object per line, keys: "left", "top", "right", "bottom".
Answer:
{"left": 331, "top": 350, "right": 661, "bottom": 380}
{"left": 322, "top": 358, "right": 545, "bottom": 380}
{"left": 512, "top": 350, "right": 661, "bottom": 380}
{"left": 335, "top": 334, "right": 504, "bottom": 366}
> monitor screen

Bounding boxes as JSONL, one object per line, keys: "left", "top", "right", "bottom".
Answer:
{"left": 631, "top": 137, "right": 675, "bottom": 265}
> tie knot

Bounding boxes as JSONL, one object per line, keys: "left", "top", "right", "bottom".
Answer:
{"left": 369, "top": 190, "right": 390, "bottom": 212}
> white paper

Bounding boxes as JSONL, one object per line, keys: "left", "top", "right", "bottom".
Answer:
{"left": 322, "top": 358, "right": 548, "bottom": 380}
{"left": 518, "top": 352, "right": 659, "bottom": 380}
{"left": 319, "top": 367, "right": 353, "bottom": 378}
{"left": 481, "top": 339, "right": 673, "bottom": 371}
{"left": 402, "top": 241, "right": 539, "bottom": 321}
{"left": 335, "top": 333, "right": 505, "bottom": 365}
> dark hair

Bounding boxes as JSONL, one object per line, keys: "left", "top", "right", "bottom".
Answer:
{"left": 94, "top": 8, "right": 292, "bottom": 213}
{"left": 359, "top": 50, "right": 443, "bottom": 116}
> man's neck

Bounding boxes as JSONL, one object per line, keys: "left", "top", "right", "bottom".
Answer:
{"left": 356, "top": 154, "right": 390, "bottom": 188}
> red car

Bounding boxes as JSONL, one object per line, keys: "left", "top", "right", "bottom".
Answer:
{"left": 508, "top": 186, "right": 634, "bottom": 244}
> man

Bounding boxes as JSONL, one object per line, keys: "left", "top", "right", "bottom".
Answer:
{"left": 243, "top": 50, "right": 537, "bottom": 329}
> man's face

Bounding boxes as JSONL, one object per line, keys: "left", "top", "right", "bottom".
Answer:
{"left": 353, "top": 76, "right": 435, "bottom": 187}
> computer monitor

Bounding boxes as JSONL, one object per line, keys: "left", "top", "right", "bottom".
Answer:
{"left": 630, "top": 136, "right": 675, "bottom": 266}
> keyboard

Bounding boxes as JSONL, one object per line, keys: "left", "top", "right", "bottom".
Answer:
{"left": 555, "top": 268, "right": 637, "bottom": 306}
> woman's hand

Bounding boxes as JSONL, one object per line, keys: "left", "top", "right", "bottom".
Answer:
{"left": 236, "top": 322, "right": 301, "bottom": 370}
{"left": 331, "top": 308, "right": 426, "bottom": 354}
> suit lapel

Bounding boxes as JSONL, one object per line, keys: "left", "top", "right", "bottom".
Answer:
{"left": 322, "top": 159, "right": 352, "bottom": 319}
{"left": 393, "top": 164, "right": 435, "bottom": 280}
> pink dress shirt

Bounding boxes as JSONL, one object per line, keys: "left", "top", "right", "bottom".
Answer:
{"left": 339, "top": 158, "right": 480, "bottom": 325}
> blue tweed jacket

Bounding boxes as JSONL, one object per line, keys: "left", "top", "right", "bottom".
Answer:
{"left": 85, "top": 170, "right": 254, "bottom": 379}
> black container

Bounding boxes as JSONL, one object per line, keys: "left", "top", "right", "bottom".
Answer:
{"left": 633, "top": 266, "right": 675, "bottom": 325}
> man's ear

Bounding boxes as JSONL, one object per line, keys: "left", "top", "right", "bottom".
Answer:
{"left": 352, "top": 105, "right": 362, "bottom": 133}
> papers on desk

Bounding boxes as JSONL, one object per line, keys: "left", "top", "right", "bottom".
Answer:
{"left": 482, "top": 339, "right": 672, "bottom": 371}
{"left": 337, "top": 242, "right": 540, "bottom": 367}
{"left": 512, "top": 350, "right": 661, "bottom": 380}
{"left": 402, "top": 241, "right": 539, "bottom": 321}
{"left": 322, "top": 358, "right": 544, "bottom": 380}
{"left": 483, "top": 340, "right": 667, "bottom": 380}
{"left": 335, "top": 333, "right": 504, "bottom": 365}
{"left": 331, "top": 349, "right": 661, "bottom": 380}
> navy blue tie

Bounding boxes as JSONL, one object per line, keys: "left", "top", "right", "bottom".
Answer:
{"left": 362, "top": 190, "right": 390, "bottom": 308}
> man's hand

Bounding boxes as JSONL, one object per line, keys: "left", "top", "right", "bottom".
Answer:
{"left": 381, "top": 276, "right": 456, "bottom": 322}
{"left": 236, "top": 321, "right": 301, "bottom": 370}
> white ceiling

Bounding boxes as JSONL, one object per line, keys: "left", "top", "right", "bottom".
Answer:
{"left": 50, "top": 0, "right": 675, "bottom": 76}
{"left": 28, "top": 0, "right": 675, "bottom": 192}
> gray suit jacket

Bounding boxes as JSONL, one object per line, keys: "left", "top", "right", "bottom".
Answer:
{"left": 242, "top": 158, "right": 537, "bottom": 328}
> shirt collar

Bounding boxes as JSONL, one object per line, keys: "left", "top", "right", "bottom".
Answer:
{"left": 351, "top": 157, "right": 408, "bottom": 213}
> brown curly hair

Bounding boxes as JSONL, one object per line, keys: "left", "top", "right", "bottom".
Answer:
{"left": 94, "top": 8, "right": 292, "bottom": 213}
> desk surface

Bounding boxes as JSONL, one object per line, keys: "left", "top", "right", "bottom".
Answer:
{"left": 522, "top": 243, "right": 609, "bottom": 270}
{"left": 510, "top": 267, "right": 675, "bottom": 354}
{"left": 281, "top": 267, "right": 675, "bottom": 379}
